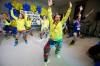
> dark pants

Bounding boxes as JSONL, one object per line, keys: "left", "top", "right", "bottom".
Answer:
{"left": 3, "top": 25, "right": 11, "bottom": 34}
{"left": 44, "top": 39, "right": 62, "bottom": 62}
{"left": 11, "top": 27, "right": 18, "bottom": 35}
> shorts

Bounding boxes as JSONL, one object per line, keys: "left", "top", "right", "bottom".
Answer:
{"left": 17, "top": 30, "right": 27, "bottom": 36}
{"left": 3, "top": 25, "right": 11, "bottom": 33}
{"left": 49, "top": 39, "right": 62, "bottom": 48}
{"left": 11, "top": 27, "right": 18, "bottom": 35}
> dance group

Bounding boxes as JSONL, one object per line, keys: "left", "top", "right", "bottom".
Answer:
{"left": 0, "top": 0, "right": 92, "bottom": 66}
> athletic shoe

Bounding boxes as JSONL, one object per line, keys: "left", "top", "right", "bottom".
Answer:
{"left": 14, "top": 40, "right": 18, "bottom": 46}
{"left": 56, "top": 54, "right": 61, "bottom": 59}
{"left": 69, "top": 40, "right": 75, "bottom": 46}
{"left": 25, "top": 40, "right": 28, "bottom": 44}
{"left": 44, "top": 59, "right": 50, "bottom": 66}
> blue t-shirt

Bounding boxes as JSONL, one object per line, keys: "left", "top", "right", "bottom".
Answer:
{"left": 73, "top": 20, "right": 80, "bottom": 32}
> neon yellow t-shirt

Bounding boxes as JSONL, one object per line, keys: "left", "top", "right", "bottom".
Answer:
{"left": 48, "top": 7, "right": 72, "bottom": 41}
{"left": 41, "top": 19, "right": 49, "bottom": 31}
{"left": 25, "top": 20, "right": 32, "bottom": 29}
{"left": 4, "top": 20, "right": 11, "bottom": 26}
{"left": 10, "top": 20, "right": 17, "bottom": 27}
{"left": 11, "top": 9, "right": 26, "bottom": 31}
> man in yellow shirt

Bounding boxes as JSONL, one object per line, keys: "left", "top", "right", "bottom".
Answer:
{"left": 44, "top": 0, "right": 72, "bottom": 65}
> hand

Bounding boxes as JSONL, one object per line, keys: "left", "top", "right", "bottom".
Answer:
{"left": 79, "top": 5, "right": 83, "bottom": 11}
{"left": 48, "top": 0, "right": 53, "bottom": 7}
{"left": 69, "top": 1, "right": 72, "bottom": 8}
{"left": 12, "top": 7, "right": 14, "bottom": 10}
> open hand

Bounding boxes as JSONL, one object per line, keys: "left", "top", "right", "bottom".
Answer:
{"left": 69, "top": 1, "right": 72, "bottom": 8}
{"left": 79, "top": 5, "right": 83, "bottom": 11}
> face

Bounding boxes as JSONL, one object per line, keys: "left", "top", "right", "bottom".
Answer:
{"left": 54, "top": 14, "right": 61, "bottom": 22}
{"left": 19, "top": 14, "right": 23, "bottom": 19}
{"left": 43, "top": 16, "right": 46, "bottom": 20}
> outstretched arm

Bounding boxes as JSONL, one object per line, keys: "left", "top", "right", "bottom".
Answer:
{"left": 10, "top": 8, "right": 18, "bottom": 20}
{"left": 47, "top": 0, "right": 53, "bottom": 24}
{"left": 61, "top": 1, "right": 72, "bottom": 25}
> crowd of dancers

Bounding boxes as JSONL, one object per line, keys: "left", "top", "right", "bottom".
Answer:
{"left": 0, "top": 0, "right": 98, "bottom": 66}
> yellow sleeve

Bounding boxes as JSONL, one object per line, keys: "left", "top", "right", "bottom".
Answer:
{"left": 24, "top": 14, "right": 28, "bottom": 24}
{"left": 48, "top": 7, "right": 53, "bottom": 24}
{"left": 10, "top": 9, "right": 18, "bottom": 20}
{"left": 10, "top": 20, "right": 17, "bottom": 27}
{"left": 4, "top": 20, "right": 11, "bottom": 25}
{"left": 61, "top": 7, "right": 72, "bottom": 25}
{"left": 24, "top": 13, "right": 28, "bottom": 20}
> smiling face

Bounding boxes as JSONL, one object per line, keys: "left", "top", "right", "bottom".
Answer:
{"left": 54, "top": 14, "right": 61, "bottom": 22}
{"left": 19, "top": 13, "right": 24, "bottom": 19}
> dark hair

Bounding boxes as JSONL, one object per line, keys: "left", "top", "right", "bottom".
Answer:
{"left": 53, "top": 13, "right": 63, "bottom": 21}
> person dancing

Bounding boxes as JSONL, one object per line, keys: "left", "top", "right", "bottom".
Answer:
{"left": 11, "top": 8, "right": 28, "bottom": 46}
{"left": 43, "top": 0, "right": 72, "bottom": 66}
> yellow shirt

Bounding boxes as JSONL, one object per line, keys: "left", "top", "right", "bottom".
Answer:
{"left": 41, "top": 19, "right": 49, "bottom": 31}
{"left": 48, "top": 7, "right": 72, "bottom": 41}
{"left": 11, "top": 9, "right": 26, "bottom": 31}
{"left": 4, "top": 20, "right": 11, "bottom": 26}
{"left": 25, "top": 20, "right": 32, "bottom": 29}
{"left": 10, "top": 20, "right": 17, "bottom": 27}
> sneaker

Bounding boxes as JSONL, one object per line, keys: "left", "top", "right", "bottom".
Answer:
{"left": 56, "top": 54, "right": 61, "bottom": 59}
{"left": 25, "top": 40, "right": 28, "bottom": 44}
{"left": 14, "top": 40, "right": 18, "bottom": 46}
{"left": 44, "top": 62, "right": 48, "bottom": 66}
{"left": 47, "top": 59, "right": 50, "bottom": 64}
{"left": 69, "top": 40, "right": 75, "bottom": 46}
{"left": 44, "top": 59, "right": 50, "bottom": 66}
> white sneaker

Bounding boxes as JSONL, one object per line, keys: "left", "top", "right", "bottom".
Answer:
{"left": 44, "top": 62, "right": 48, "bottom": 66}
{"left": 47, "top": 59, "right": 50, "bottom": 64}
{"left": 56, "top": 54, "right": 61, "bottom": 59}
{"left": 44, "top": 59, "right": 50, "bottom": 66}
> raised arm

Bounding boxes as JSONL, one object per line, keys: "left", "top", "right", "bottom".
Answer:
{"left": 47, "top": 0, "right": 53, "bottom": 24}
{"left": 10, "top": 8, "right": 18, "bottom": 20}
{"left": 61, "top": 1, "right": 72, "bottom": 25}
{"left": 77, "top": 5, "right": 83, "bottom": 17}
